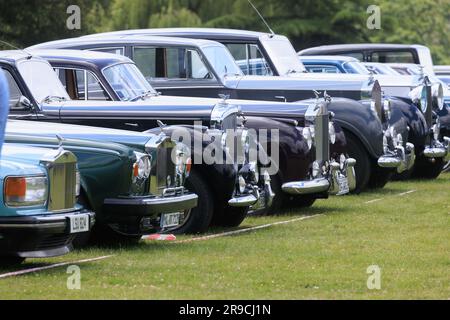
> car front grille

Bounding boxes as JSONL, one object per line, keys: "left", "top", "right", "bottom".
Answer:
{"left": 41, "top": 149, "right": 78, "bottom": 212}
{"left": 149, "top": 137, "right": 177, "bottom": 196}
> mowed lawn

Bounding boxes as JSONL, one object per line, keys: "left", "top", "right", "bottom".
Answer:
{"left": 0, "top": 173, "right": 449, "bottom": 300}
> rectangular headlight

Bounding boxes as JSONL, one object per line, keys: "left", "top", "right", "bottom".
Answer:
{"left": 4, "top": 176, "right": 48, "bottom": 207}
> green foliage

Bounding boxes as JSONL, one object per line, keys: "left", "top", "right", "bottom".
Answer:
{"left": 0, "top": 0, "right": 448, "bottom": 63}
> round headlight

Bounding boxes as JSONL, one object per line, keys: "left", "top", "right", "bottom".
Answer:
{"left": 302, "top": 127, "right": 313, "bottom": 150}
{"left": 329, "top": 122, "right": 336, "bottom": 144}
{"left": 432, "top": 83, "right": 444, "bottom": 111}
{"left": 419, "top": 86, "right": 428, "bottom": 113}
{"left": 133, "top": 153, "right": 151, "bottom": 179}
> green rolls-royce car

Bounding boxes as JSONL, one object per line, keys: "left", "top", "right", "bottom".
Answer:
{"left": 0, "top": 143, "right": 95, "bottom": 265}
{"left": 5, "top": 122, "right": 198, "bottom": 241}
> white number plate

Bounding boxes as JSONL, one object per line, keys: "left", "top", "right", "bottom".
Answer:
{"left": 69, "top": 214, "right": 90, "bottom": 234}
{"left": 337, "top": 174, "right": 350, "bottom": 195}
{"left": 160, "top": 212, "right": 182, "bottom": 228}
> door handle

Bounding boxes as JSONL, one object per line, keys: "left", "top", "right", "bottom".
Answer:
{"left": 275, "top": 96, "right": 287, "bottom": 102}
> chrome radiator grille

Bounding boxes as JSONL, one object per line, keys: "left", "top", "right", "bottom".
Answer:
{"left": 41, "top": 149, "right": 78, "bottom": 212}
{"left": 149, "top": 137, "right": 177, "bottom": 196}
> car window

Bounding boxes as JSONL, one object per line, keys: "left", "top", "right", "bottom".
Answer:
{"left": 371, "top": 51, "right": 415, "bottom": 63}
{"left": 133, "top": 46, "right": 212, "bottom": 81}
{"left": 55, "top": 68, "right": 110, "bottom": 101}
{"left": 305, "top": 65, "right": 341, "bottom": 73}
{"left": 226, "top": 43, "right": 273, "bottom": 76}
{"left": 2, "top": 68, "right": 24, "bottom": 110}
{"left": 88, "top": 47, "right": 125, "bottom": 56}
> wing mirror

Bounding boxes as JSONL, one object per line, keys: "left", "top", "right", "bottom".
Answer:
{"left": 16, "top": 96, "right": 33, "bottom": 110}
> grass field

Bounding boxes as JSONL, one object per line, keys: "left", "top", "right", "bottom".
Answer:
{"left": 0, "top": 173, "right": 449, "bottom": 300}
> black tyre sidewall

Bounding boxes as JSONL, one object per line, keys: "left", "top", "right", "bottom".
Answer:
{"left": 345, "top": 131, "right": 371, "bottom": 193}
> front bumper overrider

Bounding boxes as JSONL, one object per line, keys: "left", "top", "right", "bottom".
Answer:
{"left": 281, "top": 156, "right": 356, "bottom": 196}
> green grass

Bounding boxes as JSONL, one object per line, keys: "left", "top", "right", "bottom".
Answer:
{"left": 0, "top": 173, "right": 449, "bottom": 300}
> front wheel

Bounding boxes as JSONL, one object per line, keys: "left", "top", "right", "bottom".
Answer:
{"left": 413, "top": 156, "right": 444, "bottom": 179}
{"left": 368, "top": 166, "right": 393, "bottom": 189}
{"left": 1, "top": 256, "right": 25, "bottom": 266}
{"left": 213, "top": 207, "right": 249, "bottom": 228}
{"left": 171, "top": 169, "right": 214, "bottom": 234}
{"left": 345, "top": 131, "right": 372, "bottom": 193}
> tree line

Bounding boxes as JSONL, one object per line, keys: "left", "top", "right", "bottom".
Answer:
{"left": 0, "top": 0, "right": 449, "bottom": 64}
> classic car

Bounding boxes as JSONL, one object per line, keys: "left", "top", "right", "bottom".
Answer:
{"left": 298, "top": 55, "right": 450, "bottom": 177}
{"left": 31, "top": 34, "right": 415, "bottom": 191}
{"left": 25, "top": 49, "right": 360, "bottom": 215}
{"left": 0, "top": 143, "right": 95, "bottom": 264}
{"left": 299, "top": 44, "right": 435, "bottom": 76}
{"left": 0, "top": 50, "right": 271, "bottom": 232}
{"left": 5, "top": 124, "right": 199, "bottom": 241}
{"left": 434, "top": 66, "right": 450, "bottom": 89}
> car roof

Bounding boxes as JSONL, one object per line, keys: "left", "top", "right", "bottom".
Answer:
{"left": 299, "top": 55, "right": 359, "bottom": 63}
{"left": 299, "top": 43, "right": 427, "bottom": 55}
{"left": 0, "top": 50, "right": 34, "bottom": 64}
{"left": 28, "top": 49, "right": 133, "bottom": 69}
{"left": 29, "top": 34, "right": 224, "bottom": 50}
{"left": 88, "top": 28, "right": 271, "bottom": 41}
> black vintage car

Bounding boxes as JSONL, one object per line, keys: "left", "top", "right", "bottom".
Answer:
{"left": 0, "top": 51, "right": 261, "bottom": 233}
{"left": 30, "top": 35, "right": 413, "bottom": 191}
{"left": 23, "top": 50, "right": 362, "bottom": 216}
{"left": 28, "top": 49, "right": 360, "bottom": 214}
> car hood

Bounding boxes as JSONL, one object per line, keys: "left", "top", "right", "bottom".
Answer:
{"left": 1, "top": 143, "right": 50, "bottom": 176}
{"left": 6, "top": 120, "right": 153, "bottom": 151}
{"left": 43, "top": 95, "right": 312, "bottom": 122}
{"left": 225, "top": 73, "right": 373, "bottom": 92}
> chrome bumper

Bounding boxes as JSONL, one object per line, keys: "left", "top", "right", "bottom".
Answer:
{"left": 378, "top": 142, "right": 415, "bottom": 173}
{"left": 228, "top": 193, "right": 259, "bottom": 207}
{"left": 423, "top": 136, "right": 450, "bottom": 160}
{"left": 281, "top": 157, "right": 356, "bottom": 196}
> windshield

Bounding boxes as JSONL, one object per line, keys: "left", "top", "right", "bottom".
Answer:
{"left": 17, "top": 59, "right": 69, "bottom": 103}
{"left": 260, "top": 36, "right": 306, "bottom": 75}
{"left": 202, "top": 45, "right": 243, "bottom": 78}
{"left": 343, "top": 61, "right": 370, "bottom": 75}
{"left": 103, "top": 63, "right": 157, "bottom": 101}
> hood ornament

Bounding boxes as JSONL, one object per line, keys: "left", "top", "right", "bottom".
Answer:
{"left": 218, "top": 94, "right": 230, "bottom": 102}
{"left": 56, "top": 134, "right": 65, "bottom": 149}
{"left": 157, "top": 120, "right": 167, "bottom": 129}
{"left": 323, "top": 91, "right": 332, "bottom": 103}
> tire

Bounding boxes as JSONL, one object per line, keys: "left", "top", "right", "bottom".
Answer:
{"left": 213, "top": 207, "right": 249, "bottom": 228}
{"left": 171, "top": 169, "right": 214, "bottom": 234}
{"left": 1, "top": 256, "right": 25, "bottom": 266}
{"left": 368, "top": 166, "right": 393, "bottom": 189}
{"left": 413, "top": 156, "right": 444, "bottom": 179}
{"left": 345, "top": 131, "right": 372, "bottom": 193}
{"left": 285, "top": 195, "right": 316, "bottom": 209}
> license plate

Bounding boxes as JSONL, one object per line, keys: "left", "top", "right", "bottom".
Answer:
{"left": 337, "top": 174, "right": 350, "bottom": 195}
{"left": 69, "top": 214, "right": 90, "bottom": 234}
{"left": 160, "top": 212, "right": 182, "bottom": 228}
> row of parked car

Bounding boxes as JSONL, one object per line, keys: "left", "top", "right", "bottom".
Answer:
{"left": 1, "top": 28, "right": 449, "bottom": 265}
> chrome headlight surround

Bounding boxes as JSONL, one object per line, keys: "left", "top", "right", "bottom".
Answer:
{"left": 4, "top": 175, "right": 48, "bottom": 207}
{"left": 432, "top": 117, "right": 441, "bottom": 141}
{"left": 329, "top": 122, "right": 336, "bottom": 144}
{"left": 302, "top": 126, "right": 313, "bottom": 150}
{"left": 133, "top": 152, "right": 151, "bottom": 180}
{"left": 409, "top": 85, "right": 429, "bottom": 113}
{"left": 432, "top": 82, "right": 444, "bottom": 111}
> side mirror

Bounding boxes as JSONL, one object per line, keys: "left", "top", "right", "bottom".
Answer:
{"left": 16, "top": 96, "right": 33, "bottom": 110}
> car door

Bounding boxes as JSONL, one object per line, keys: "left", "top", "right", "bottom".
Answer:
{"left": 130, "top": 45, "right": 229, "bottom": 98}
